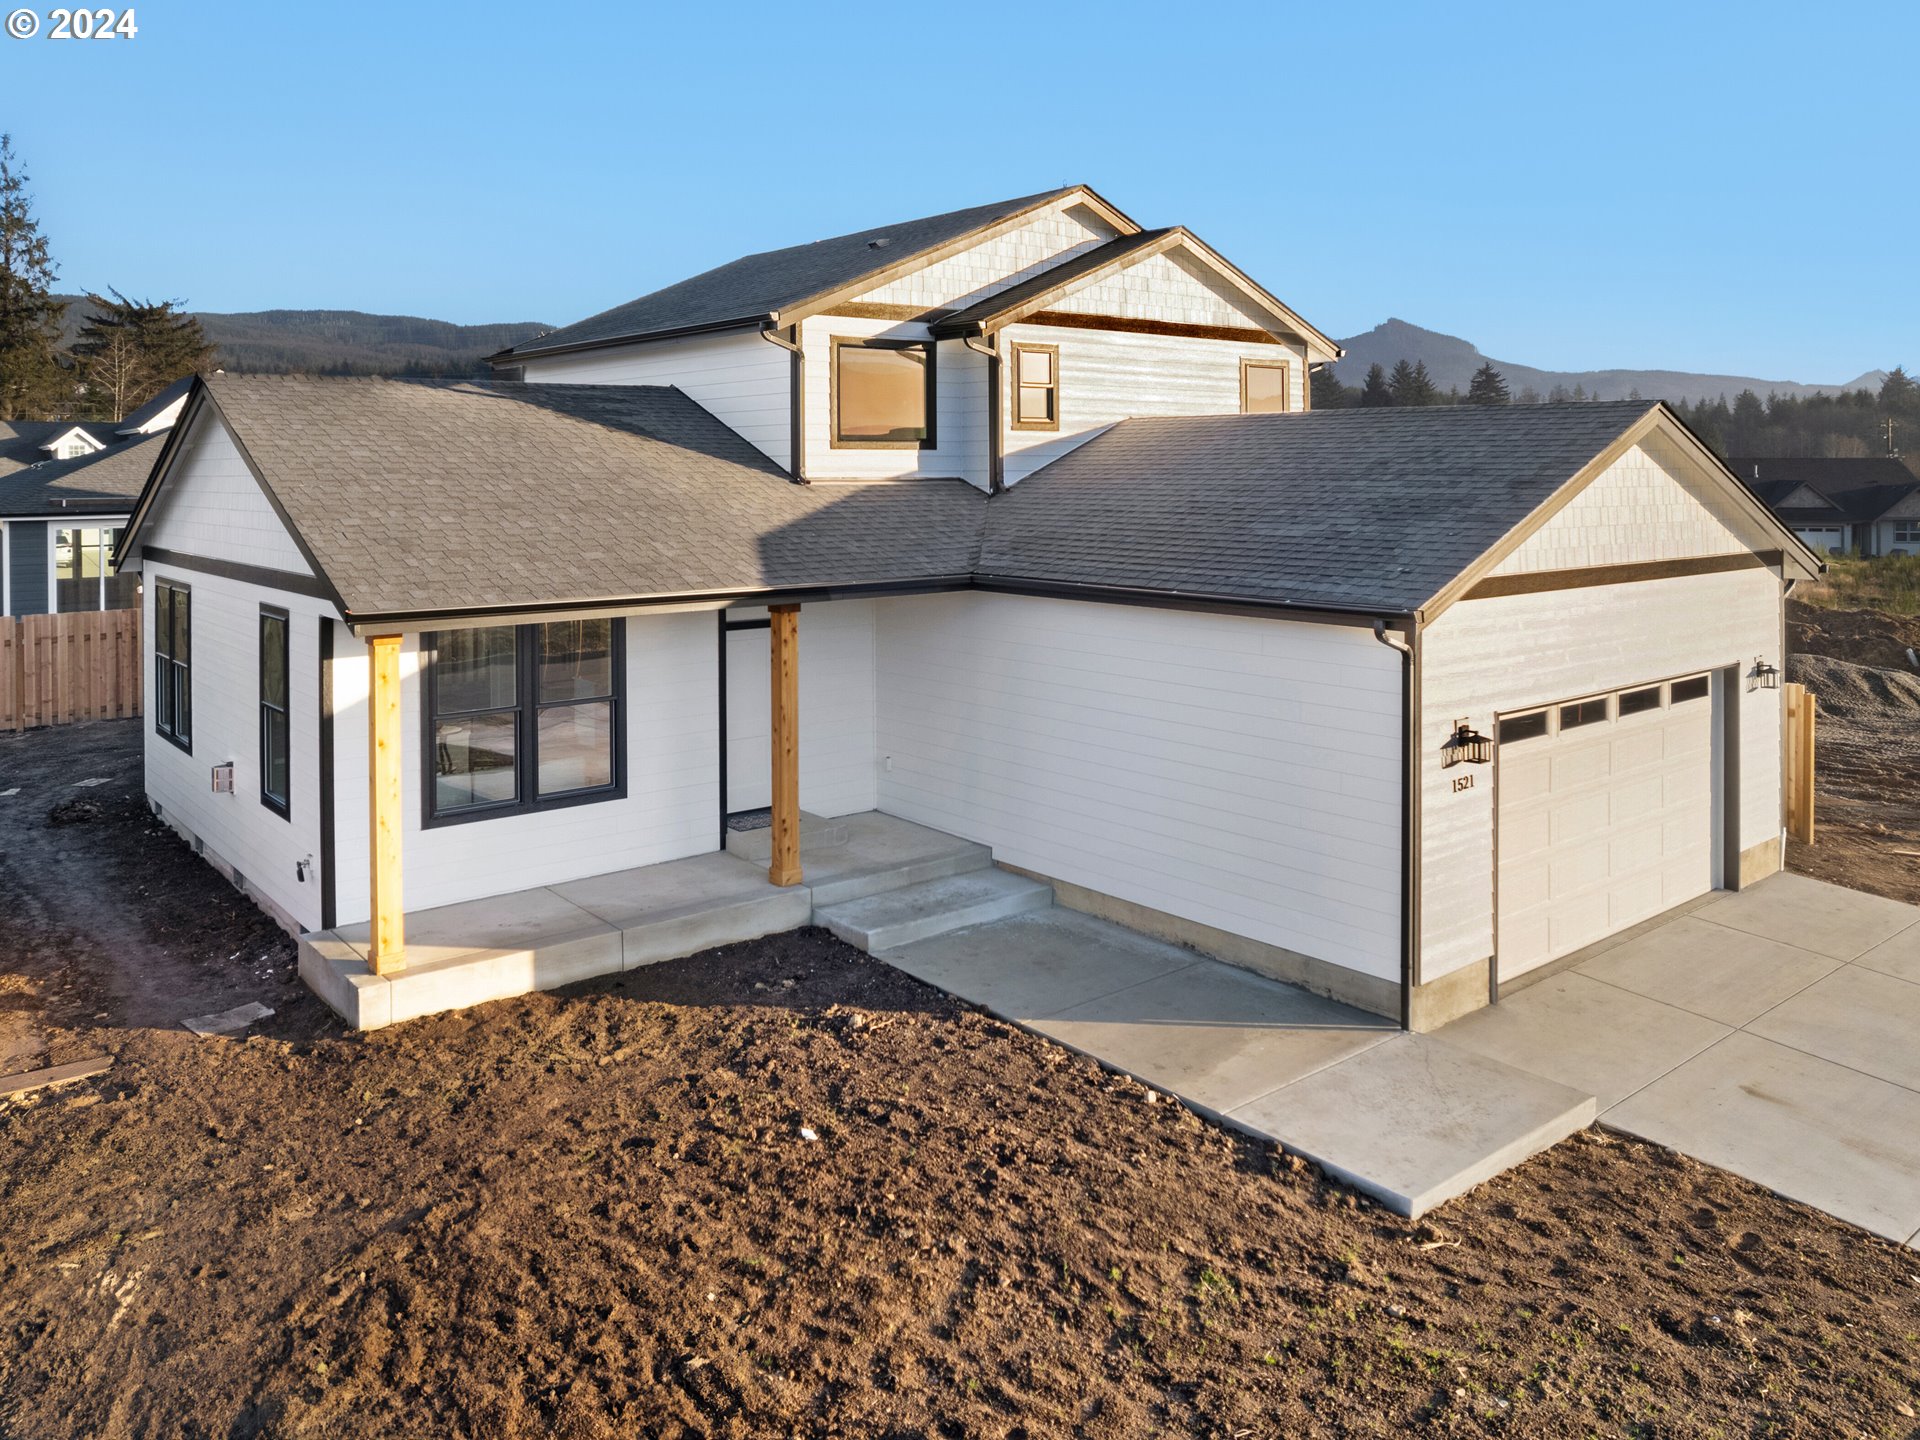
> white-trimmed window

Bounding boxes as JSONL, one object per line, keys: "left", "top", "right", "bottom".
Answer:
{"left": 1894, "top": 521, "right": 1920, "bottom": 545}
{"left": 52, "top": 524, "right": 135, "bottom": 612}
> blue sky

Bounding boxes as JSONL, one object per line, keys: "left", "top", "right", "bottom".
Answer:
{"left": 1, "top": 1, "right": 1911, "bottom": 382}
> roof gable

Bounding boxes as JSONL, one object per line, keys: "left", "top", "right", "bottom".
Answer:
{"left": 505, "top": 187, "right": 1135, "bottom": 361}
{"left": 932, "top": 227, "right": 1340, "bottom": 359}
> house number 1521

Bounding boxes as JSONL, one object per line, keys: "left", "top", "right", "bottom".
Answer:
{"left": 1451, "top": 774, "right": 1475, "bottom": 793}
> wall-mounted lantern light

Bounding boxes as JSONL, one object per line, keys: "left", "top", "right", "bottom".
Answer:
{"left": 1442, "top": 719, "right": 1492, "bottom": 768}
{"left": 1748, "top": 657, "right": 1780, "bottom": 691}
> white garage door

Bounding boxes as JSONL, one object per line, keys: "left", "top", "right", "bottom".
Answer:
{"left": 1496, "top": 673, "right": 1716, "bottom": 979}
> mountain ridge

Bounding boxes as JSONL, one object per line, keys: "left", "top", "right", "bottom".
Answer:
{"left": 1331, "top": 319, "right": 1887, "bottom": 406}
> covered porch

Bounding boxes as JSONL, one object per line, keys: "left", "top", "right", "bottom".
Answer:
{"left": 299, "top": 810, "right": 1000, "bottom": 1030}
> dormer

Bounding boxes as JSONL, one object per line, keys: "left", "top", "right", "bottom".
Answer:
{"left": 39, "top": 425, "right": 106, "bottom": 462}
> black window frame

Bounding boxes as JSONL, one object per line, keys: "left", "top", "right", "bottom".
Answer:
{"left": 1559, "top": 696, "right": 1610, "bottom": 730}
{"left": 421, "top": 619, "right": 627, "bottom": 829}
{"left": 153, "top": 578, "right": 192, "bottom": 753}
{"left": 1497, "top": 710, "right": 1549, "bottom": 745}
{"left": 1617, "top": 684, "right": 1664, "bottom": 717}
{"left": 828, "top": 336, "right": 937, "bottom": 450}
{"left": 259, "top": 605, "right": 291, "bottom": 820}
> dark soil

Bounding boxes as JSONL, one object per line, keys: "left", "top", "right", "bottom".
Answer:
{"left": 1787, "top": 600, "right": 1920, "bottom": 904}
{"left": 3, "top": 722, "right": 1919, "bottom": 1439}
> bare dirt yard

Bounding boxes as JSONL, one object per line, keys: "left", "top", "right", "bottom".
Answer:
{"left": 1786, "top": 600, "right": 1920, "bottom": 904}
{"left": 2, "top": 721, "right": 1918, "bottom": 1439}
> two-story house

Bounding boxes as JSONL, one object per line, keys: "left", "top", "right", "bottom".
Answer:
{"left": 111, "top": 185, "right": 1820, "bottom": 1046}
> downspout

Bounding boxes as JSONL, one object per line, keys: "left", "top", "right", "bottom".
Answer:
{"left": 758, "top": 323, "right": 806, "bottom": 484}
{"left": 962, "top": 332, "right": 1003, "bottom": 494}
{"left": 1373, "top": 619, "right": 1416, "bottom": 1030}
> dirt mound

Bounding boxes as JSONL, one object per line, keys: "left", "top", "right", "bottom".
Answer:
{"left": 1788, "top": 652, "right": 1920, "bottom": 722}
{"left": 1788, "top": 599, "right": 1920, "bottom": 668}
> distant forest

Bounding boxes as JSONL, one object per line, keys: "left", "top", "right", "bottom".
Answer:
{"left": 1315, "top": 359, "right": 1920, "bottom": 476}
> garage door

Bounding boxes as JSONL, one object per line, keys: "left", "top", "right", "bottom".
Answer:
{"left": 1496, "top": 673, "right": 1715, "bottom": 979}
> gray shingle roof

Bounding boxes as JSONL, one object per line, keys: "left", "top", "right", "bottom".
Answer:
{"left": 188, "top": 375, "right": 985, "bottom": 618}
{"left": 0, "top": 420, "right": 120, "bottom": 477}
{"left": 978, "top": 402, "right": 1664, "bottom": 614}
{"left": 0, "top": 431, "right": 161, "bottom": 513}
{"left": 505, "top": 188, "right": 1082, "bottom": 358}
{"left": 1730, "top": 455, "right": 1919, "bottom": 525}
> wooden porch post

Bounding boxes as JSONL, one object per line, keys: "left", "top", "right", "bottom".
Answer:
{"left": 768, "top": 604, "right": 802, "bottom": 887}
{"left": 367, "top": 633, "right": 406, "bottom": 973}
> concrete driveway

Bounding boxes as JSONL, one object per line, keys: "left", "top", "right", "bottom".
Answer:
{"left": 1441, "top": 872, "right": 1920, "bottom": 1246}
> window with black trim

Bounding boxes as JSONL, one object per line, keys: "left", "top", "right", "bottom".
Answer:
{"left": 1241, "top": 359, "right": 1291, "bottom": 414}
{"left": 260, "top": 607, "right": 290, "bottom": 818}
{"left": 1559, "top": 696, "right": 1609, "bottom": 730}
{"left": 154, "top": 580, "right": 191, "bottom": 751}
{"left": 424, "top": 619, "right": 625, "bottom": 825}
{"left": 830, "top": 338, "right": 934, "bottom": 447}
{"left": 1670, "top": 675, "right": 1710, "bottom": 704}
{"left": 1010, "top": 343, "right": 1058, "bottom": 430}
{"left": 1497, "top": 710, "right": 1549, "bottom": 744}
{"left": 1617, "top": 685, "right": 1663, "bottom": 716}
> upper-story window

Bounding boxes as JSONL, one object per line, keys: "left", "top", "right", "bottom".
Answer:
{"left": 831, "top": 338, "right": 934, "bottom": 448}
{"left": 1240, "top": 359, "right": 1291, "bottom": 414}
{"left": 1010, "top": 343, "right": 1059, "bottom": 431}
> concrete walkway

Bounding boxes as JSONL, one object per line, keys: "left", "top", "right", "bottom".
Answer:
{"left": 1441, "top": 872, "right": 1920, "bottom": 1247}
{"left": 883, "top": 909, "right": 1595, "bottom": 1218}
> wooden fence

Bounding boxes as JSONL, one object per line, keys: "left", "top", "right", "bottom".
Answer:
{"left": 1784, "top": 681, "right": 1816, "bottom": 845}
{"left": 0, "top": 609, "right": 143, "bottom": 732}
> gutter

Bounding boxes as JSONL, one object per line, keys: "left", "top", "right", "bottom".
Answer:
{"left": 757, "top": 324, "right": 807, "bottom": 484}
{"left": 492, "top": 314, "right": 771, "bottom": 367}
{"left": 1372, "top": 619, "right": 1417, "bottom": 1031}
{"left": 961, "top": 334, "right": 1002, "bottom": 493}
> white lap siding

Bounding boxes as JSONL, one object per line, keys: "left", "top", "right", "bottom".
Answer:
{"left": 1418, "top": 566, "right": 1784, "bottom": 983}
{"left": 328, "top": 611, "right": 718, "bottom": 926}
{"left": 325, "top": 600, "right": 880, "bottom": 926}
{"left": 799, "top": 317, "right": 988, "bottom": 486}
{"left": 141, "top": 571, "right": 330, "bottom": 933}
{"left": 873, "top": 593, "right": 1404, "bottom": 980}
{"left": 998, "top": 322, "right": 1306, "bottom": 487}
{"left": 141, "top": 416, "right": 314, "bottom": 576}
{"left": 518, "top": 331, "right": 793, "bottom": 470}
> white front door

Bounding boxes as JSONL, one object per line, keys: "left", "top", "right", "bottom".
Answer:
{"left": 725, "top": 624, "right": 771, "bottom": 812}
{"left": 1496, "top": 674, "right": 1716, "bottom": 979}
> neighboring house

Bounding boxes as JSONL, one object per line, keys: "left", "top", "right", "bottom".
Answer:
{"left": 114, "top": 187, "right": 1822, "bottom": 1038}
{"left": 1733, "top": 455, "right": 1920, "bottom": 557}
{"left": 0, "top": 378, "right": 192, "bottom": 616}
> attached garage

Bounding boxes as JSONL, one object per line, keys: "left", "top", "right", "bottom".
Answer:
{"left": 1494, "top": 672, "right": 1716, "bottom": 980}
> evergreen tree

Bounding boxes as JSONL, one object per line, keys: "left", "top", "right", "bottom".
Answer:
{"left": 1515, "top": 385, "right": 1543, "bottom": 405}
{"left": 0, "top": 135, "right": 67, "bottom": 422}
{"left": 1389, "top": 358, "right": 1438, "bottom": 406}
{"left": 1308, "top": 366, "right": 1354, "bottom": 409}
{"left": 1358, "top": 363, "right": 1394, "bottom": 407}
{"left": 1466, "top": 362, "right": 1511, "bottom": 405}
{"left": 74, "top": 290, "right": 215, "bottom": 420}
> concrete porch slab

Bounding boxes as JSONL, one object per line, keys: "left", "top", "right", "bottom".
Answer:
{"left": 1439, "top": 971, "right": 1730, "bottom": 1109}
{"left": 1606, "top": 1030, "right": 1920, "bottom": 1245}
{"left": 1574, "top": 915, "right": 1843, "bottom": 1026}
{"left": 552, "top": 851, "right": 812, "bottom": 967}
{"left": 883, "top": 908, "right": 1200, "bottom": 1022}
{"left": 1692, "top": 872, "right": 1919, "bottom": 961}
{"left": 1228, "top": 1035, "right": 1598, "bottom": 1217}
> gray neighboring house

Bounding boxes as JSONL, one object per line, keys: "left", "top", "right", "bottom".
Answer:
{"left": 0, "top": 378, "right": 190, "bottom": 617}
{"left": 1733, "top": 455, "right": 1920, "bottom": 557}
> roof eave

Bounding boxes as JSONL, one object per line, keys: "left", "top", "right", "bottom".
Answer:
{"left": 496, "top": 314, "right": 771, "bottom": 366}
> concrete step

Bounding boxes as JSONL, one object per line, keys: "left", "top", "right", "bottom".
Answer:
{"left": 805, "top": 840, "right": 993, "bottom": 908}
{"left": 817, "top": 868, "right": 1052, "bottom": 953}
